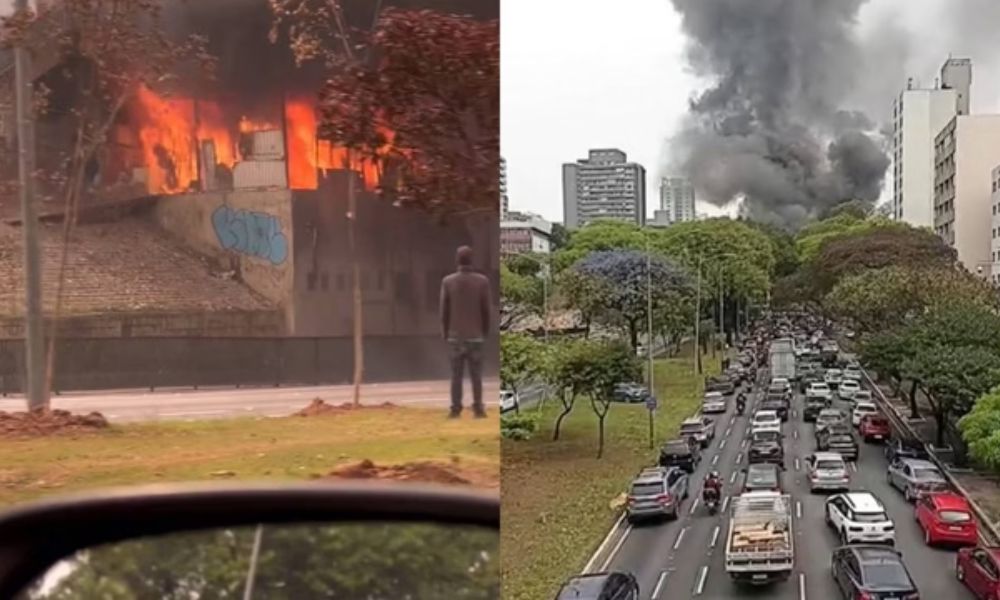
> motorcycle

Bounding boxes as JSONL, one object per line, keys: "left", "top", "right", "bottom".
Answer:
{"left": 702, "top": 487, "right": 720, "bottom": 515}
{"left": 736, "top": 402, "right": 745, "bottom": 416}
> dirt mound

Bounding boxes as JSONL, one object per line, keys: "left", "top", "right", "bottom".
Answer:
{"left": 0, "top": 409, "right": 109, "bottom": 437}
{"left": 295, "top": 398, "right": 396, "bottom": 417}
{"left": 326, "top": 459, "right": 495, "bottom": 487}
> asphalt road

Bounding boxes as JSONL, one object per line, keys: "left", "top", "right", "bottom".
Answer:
{"left": 586, "top": 372, "right": 973, "bottom": 600}
{"left": 0, "top": 379, "right": 500, "bottom": 422}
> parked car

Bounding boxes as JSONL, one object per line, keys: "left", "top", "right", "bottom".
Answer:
{"left": 626, "top": 466, "right": 689, "bottom": 523}
{"left": 825, "top": 492, "right": 895, "bottom": 545}
{"left": 807, "top": 452, "right": 851, "bottom": 492}
{"left": 915, "top": 491, "right": 978, "bottom": 547}
{"left": 815, "top": 408, "right": 848, "bottom": 433}
{"left": 831, "top": 545, "right": 919, "bottom": 599}
{"left": 613, "top": 383, "right": 649, "bottom": 404}
{"left": 852, "top": 401, "right": 879, "bottom": 427}
{"left": 748, "top": 430, "right": 785, "bottom": 468}
{"left": 702, "top": 391, "right": 728, "bottom": 414}
{"left": 744, "top": 463, "right": 782, "bottom": 492}
{"left": 500, "top": 390, "right": 519, "bottom": 414}
{"left": 816, "top": 424, "right": 859, "bottom": 460}
{"left": 706, "top": 375, "right": 736, "bottom": 396}
{"left": 659, "top": 439, "right": 701, "bottom": 473}
{"left": 824, "top": 368, "right": 844, "bottom": 389}
{"left": 680, "top": 416, "right": 716, "bottom": 448}
{"left": 555, "top": 572, "right": 640, "bottom": 600}
{"left": 887, "top": 458, "right": 949, "bottom": 502}
{"left": 885, "top": 437, "right": 930, "bottom": 462}
{"left": 838, "top": 379, "right": 861, "bottom": 401}
{"left": 859, "top": 414, "right": 892, "bottom": 443}
{"left": 956, "top": 545, "right": 1000, "bottom": 599}
{"left": 750, "top": 410, "right": 782, "bottom": 437}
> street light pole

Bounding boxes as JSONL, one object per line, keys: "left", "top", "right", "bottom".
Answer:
{"left": 15, "top": 0, "right": 46, "bottom": 411}
{"left": 718, "top": 264, "right": 725, "bottom": 350}
{"left": 693, "top": 254, "right": 702, "bottom": 375}
{"left": 645, "top": 231, "right": 654, "bottom": 449}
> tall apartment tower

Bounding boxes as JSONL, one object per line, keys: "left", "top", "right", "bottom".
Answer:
{"left": 658, "top": 177, "right": 696, "bottom": 224}
{"left": 500, "top": 156, "right": 509, "bottom": 219}
{"left": 890, "top": 58, "right": 971, "bottom": 227}
{"left": 562, "top": 149, "right": 646, "bottom": 229}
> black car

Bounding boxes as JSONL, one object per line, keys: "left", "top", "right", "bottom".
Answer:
{"left": 556, "top": 572, "right": 640, "bottom": 600}
{"left": 884, "top": 437, "right": 930, "bottom": 462}
{"left": 831, "top": 545, "right": 919, "bottom": 599}
{"left": 800, "top": 374, "right": 823, "bottom": 394}
{"left": 748, "top": 430, "right": 785, "bottom": 468}
{"left": 761, "top": 395, "right": 790, "bottom": 421}
{"left": 706, "top": 375, "right": 736, "bottom": 396}
{"left": 659, "top": 439, "right": 701, "bottom": 473}
{"left": 744, "top": 463, "right": 782, "bottom": 492}
{"left": 612, "top": 383, "right": 649, "bottom": 404}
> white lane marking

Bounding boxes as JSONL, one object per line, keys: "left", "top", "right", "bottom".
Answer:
{"left": 851, "top": 461, "right": 858, "bottom": 472}
{"left": 712, "top": 454, "right": 720, "bottom": 465}
{"left": 729, "top": 471, "right": 738, "bottom": 484}
{"left": 794, "top": 458, "right": 801, "bottom": 471}
{"left": 724, "top": 427, "right": 732, "bottom": 437}
{"left": 581, "top": 513, "right": 626, "bottom": 573}
{"left": 710, "top": 525, "right": 721, "bottom": 548}
{"left": 722, "top": 495, "right": 731, "bottom": 513}
{"left": 796, "top": 501, "right": 802, "bottom": 519}
{"left": 736, "top": 452, "right": 743, "bottom": 463}
{"left": 793, "top": 430, "right": 799, "bottom": 440}
{"left": 673, "top": 527, "right": 687, "bottom": 550}
{"left": 652, "top": 571, "right": 668, "bottom": 600}
{"left": 694, "top": 565, "right": 709, "bottom": 595}
{"left": 798, "top": 573, "right": 807, "bottom": 600}
{"left": 690, "top": 497, "right": 701, "bottom": 515}
{"left": 741, "top": 438, "right": 748, "bottom": 448}
{"left": 720, "top": 439, "right": 727, "bottom": 450}
{"left": 598, "top": 524, "right": 632, "bottom": 572}
{"left": 730, "top": 415, "right": 736, "bottom": 426}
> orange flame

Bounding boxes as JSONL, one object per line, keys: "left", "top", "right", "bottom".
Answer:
{"left": 132, "top": 85, "right": 387, "bottom": 194}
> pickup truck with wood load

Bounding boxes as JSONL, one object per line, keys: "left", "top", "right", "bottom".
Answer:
{"left": 725, "top": 491, "right": 794, "bottom": 585}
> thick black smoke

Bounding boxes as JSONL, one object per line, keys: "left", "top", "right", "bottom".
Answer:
{"left": 668, "top": 0, "right": 890, "bottom": 227}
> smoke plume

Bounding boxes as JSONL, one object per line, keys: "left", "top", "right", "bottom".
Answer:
{"left": 668, "top": 0, "right": 890, "bottom": 227}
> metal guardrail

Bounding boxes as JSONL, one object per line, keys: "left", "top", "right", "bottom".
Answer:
{"left": 863, "top": 368, "right": 1000, "bottom": 546}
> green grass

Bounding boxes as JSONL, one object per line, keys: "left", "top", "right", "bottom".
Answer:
{"left": 0, "top": 408, "right": 499, "bottom": 507}
{"left": 500, "top": 351, "right": 720, "bottom": 600}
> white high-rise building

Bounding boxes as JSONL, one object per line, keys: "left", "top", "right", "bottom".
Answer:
{"left": 562, "top": 149, "right": 646, "bottom": 229}
{"left": 890, "top": 58, "right": 971, "bottom": 227}
{"left": 932, "top": 114, "right": 1000, "bottom": 274}
{"left": 659, "top": 177, "right": 696, "bottom": 224}
{"left": 500, "top": 156, "right": 509, "bottom": 219}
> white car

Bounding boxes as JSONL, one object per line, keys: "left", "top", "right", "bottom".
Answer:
{"left": 838, "top": 380, "right": 861, "bottom": 401}
{"left": 824, "top": 369, "right": 843, "bottom": 388}
{"left": 500, "top": 390, "right": 519, "bottom": 413}
{"left": 843, "top": 368, "right": 862, "bottom": 382}
{"left": 807, "top": 382, "right": 832, "bottom": 401}
{"left": 702, "top": 391, "right": 727, "bottom": 414}
{"left": 852, "top": 390, "right": 873, "bottom": 405}
{"left": 750, "top": 410, "right": 782, "bottom": 436}
{"left": 825, "top": 492, "right": 895, "bottom": 545}
{"left": 852, "top": 401, "right": 879, "bottom": 427}
{"left": 807, "top": 452, "right": 851, "bottom": 492}
{"left": 771, "top": 377, "right": 791, "bottom": 393}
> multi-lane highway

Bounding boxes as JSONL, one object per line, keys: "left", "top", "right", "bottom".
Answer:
{"left": 583, "top": 370, "right": 973, "bottom": 599}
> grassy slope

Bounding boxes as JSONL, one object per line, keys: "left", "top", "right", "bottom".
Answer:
{"left": 0, "top": 408, "right": 499, "bottom": 506}
{"left": 501, "top": 352, "right": 720, "bottom": 600}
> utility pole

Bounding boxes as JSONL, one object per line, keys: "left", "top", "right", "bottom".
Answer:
{"left": 693, "top": 254, "right": 702, "bottom": 375}
{"left": 15, "top": 0, "right": 47, "bottom": 411}
{"left": 645, "top": 231, "right": 654, "bottom": 449}
{"left": 718, "top": 265, "right": 725, "bottom": 350}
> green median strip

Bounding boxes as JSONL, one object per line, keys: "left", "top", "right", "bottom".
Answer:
{"left": 501, "top": 352, "right": 720, "bottom": 600}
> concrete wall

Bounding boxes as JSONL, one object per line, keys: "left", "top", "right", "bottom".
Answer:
{"left": 0, "top": 310, "right": 284, "bottom": 339}
{"left": 952, "top": 117, "right": 1000, "bottom": 273}
{"left": 153, "top": 190, "right": 294, "bottom": 325}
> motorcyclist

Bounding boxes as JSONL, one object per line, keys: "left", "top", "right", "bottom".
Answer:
{"left": 703, "top": 471, "right": 722, "bottom": 501}
{"left": 736, "top": 393, "right": 747, "bottom": 414}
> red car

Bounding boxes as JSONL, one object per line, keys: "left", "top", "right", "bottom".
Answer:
{"left": 916, "top": 492, "right": 978, "bottom": 546}
{"left": 957, "top": 545, "right": 1000, "bottom": 599}
{"left": 859, "top": 414, "right": 891, "bottom": 443}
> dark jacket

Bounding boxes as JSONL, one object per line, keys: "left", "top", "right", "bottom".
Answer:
{"left": 440, "top": 266, "right": 492, "bottom": 341}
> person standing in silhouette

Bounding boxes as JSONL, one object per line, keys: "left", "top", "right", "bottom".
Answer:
{"left": 440, "top": 245, "right": 492, "bottom": 418}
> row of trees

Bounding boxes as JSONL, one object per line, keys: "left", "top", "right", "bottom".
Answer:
{"left": 772, "top": 205, "right": 1000, "bottom": 459}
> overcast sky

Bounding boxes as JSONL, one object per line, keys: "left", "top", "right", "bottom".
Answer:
{"left": 501, "top": 0, "right": 1000, "bottom": 223}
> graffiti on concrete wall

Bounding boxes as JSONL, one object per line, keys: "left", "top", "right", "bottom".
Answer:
{"left": 211, "top": 205, "right": 288, "bottom": 265}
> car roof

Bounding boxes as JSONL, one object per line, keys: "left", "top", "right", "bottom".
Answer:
{"left": 814, "top": 452, "right": 845, "bottom": 461}
{"left": 842, "top": 492, "right": 885, "bottom": 513}
{"left": 748, "top": 463, "right": 779, "bottom": 473}
{"left": 850, "top": 545, "right": 903, "bottom": 563}
{"left": 818, "top": 408, "right": 842, "bottom": 416}
{"left": 854, "top": 401, "right": 877, "bottom": 409}
{"left": 929, "top": 492, "right": 969, "bottom": 511}
{"left": 754, "top": 410, "right": 778, "bottom": 417}
{"left": 840, "top": 379, "right": 859, "bottom": 386}
{"left": 899, "top": 458, "right": 937, "bottom": 468}
{"left": 557, "top": 573, "right": 615, "bottom": 596}
{"left": 681, "top": 417, "right": 704, "bottom": 425}
{"left": 633, "top": 471, "right": 668, "bottom": 485}
{"left": 704, "top": 391, "right": 724, "bottom": 398}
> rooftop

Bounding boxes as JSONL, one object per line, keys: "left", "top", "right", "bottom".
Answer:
{"left": 0, "top": 219, "right": 274, "bottom": 318}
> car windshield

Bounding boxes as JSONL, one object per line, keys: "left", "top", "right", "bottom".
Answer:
{"left": 861, "top": 562, "right": 912, "bottom": 588}
{"left": 866, "top": 418, "right": 889, "bottom": 427}
{"left": 816, "top": 460, "right": 844, "bottom": 470}
{"left": 753, "top": 432, "right": 781, "bottom": 443}
{"left": 630, "top": 481, "right": 663, "bottom": 496}
{"left": 913, "top": 467, "right": 943, "bottom": 481}
{"left": 939, "top": 510, "right": 971, "bottom": 523}
{"left": 557, "top": 577, "right": 608, "bottom": 599}
{"left": 680, "top": 424, "right": 702, "bottom": 434}
{"left": 748, "top": 470, "right": 777, "bottom": 485}
{"left": 854, "top": 512, "right": 888, "bottom": 523}
{"left": 663, "top": 442, "right": 689, "bottom": 454}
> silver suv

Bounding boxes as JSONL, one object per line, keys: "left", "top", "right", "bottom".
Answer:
{"left": 887, "top": 458, "right": 949, "bottom": 502}
{"left": 626, "top": 466, "right": 689, "bottom": 522}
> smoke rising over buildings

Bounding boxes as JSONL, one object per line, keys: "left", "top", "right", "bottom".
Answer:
{"left": 667, "top": 0, "right": 890, "bottom": 227}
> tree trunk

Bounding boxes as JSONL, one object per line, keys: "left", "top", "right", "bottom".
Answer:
{"left": 552, "top": 391, "right": 574, "bottom": 441}
{"left": 908, "top": 380, "right": 920, "bottom": 419}
{"left": 596, "top": 412, "right": 606, "bottom": 458}
{"left": 935, "top": 407, "right": 946, "bottom": 448}
{"left": 629, "top": 321, "right": 639, "bottom": 351}
{"left": 347, "top": 169, "right": 364, "bottom": 406}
